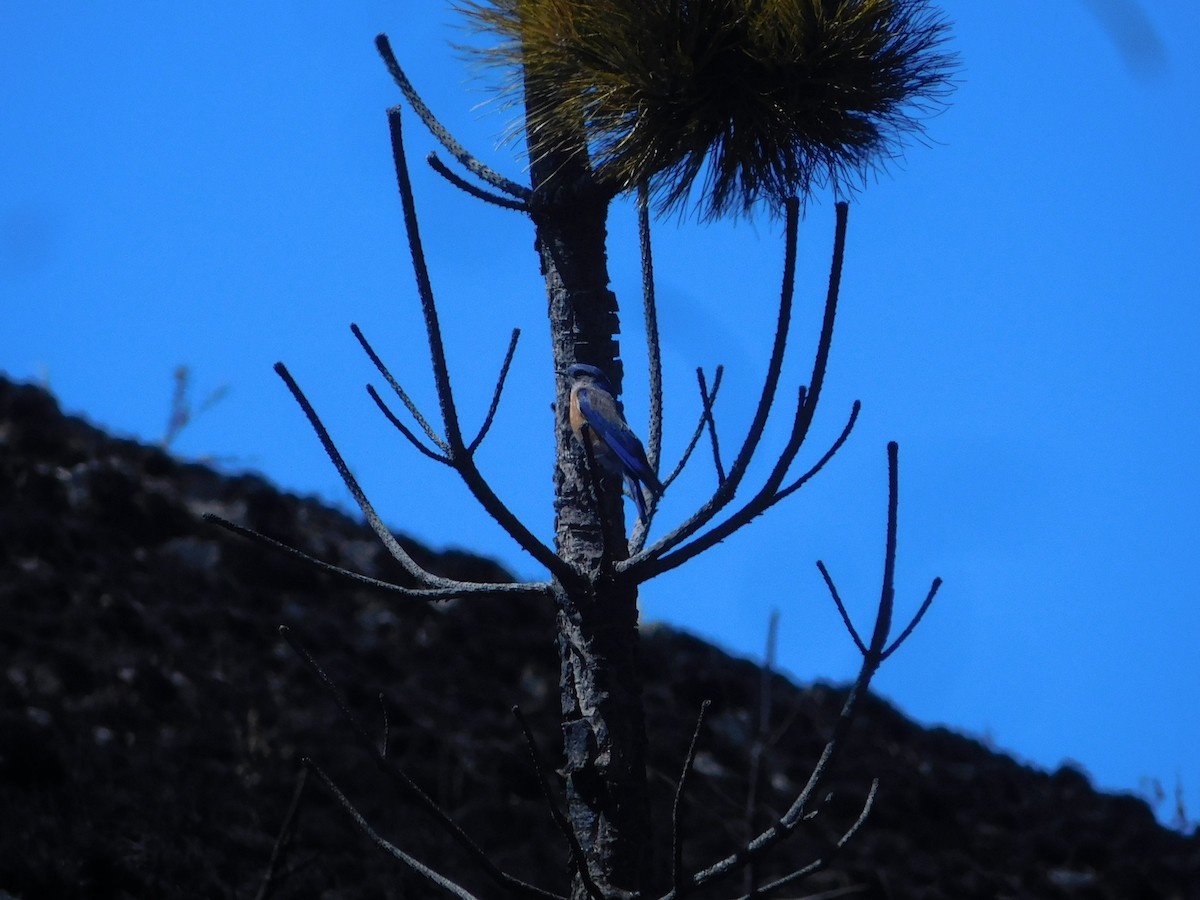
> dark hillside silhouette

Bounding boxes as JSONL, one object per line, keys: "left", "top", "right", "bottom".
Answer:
{"left": 2, "top": 375, "right": 1196, "bottom": 898}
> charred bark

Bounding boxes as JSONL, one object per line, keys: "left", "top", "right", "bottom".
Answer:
{"left": 525, "top": 82, "right": 652, "bottom": 898}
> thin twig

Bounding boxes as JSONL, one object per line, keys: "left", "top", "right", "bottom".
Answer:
{"left": 387, "top": 106, "right": 464, "bottom": 453}
{"left": 774, "top": 401, "right": 860, "bottom": 503}
{"left": 352, "top": 322, "right": 448, "bottom": 453}
{"left": 883, "top": 576, "right": 943, "bottom": 661}
{"left": 204, "top": 514, "right": 549, "bottom": 601}
{"left": 669, "top": 443, "right": 938, "bottom": 897}
{"left": 626, "top": 203, "right": 851, "bottom": 583}
{"left": 282, "top": 628, "right": 563, "bottom": 900}
{"left": 253, "top": 767, "right": 308, "bottom": 900}
{"left": 672, "top": 700, "right": 711, "bottom": 897}
{"left": 272, "top": 362, "right": 461, "bottom": 588}
{"left": 661, "top": 367, "right": 724, "bottom": 492}
{"left": 742, "top": 611, "right": 780, "bottom": 897}
{"left": 366, "top": 384, "right": 452, "bottom": 464}
{"left": 305, "top": 758, "right": 483, "bottom": 900}
{"left": 428, "top": 152, "right": 530, "bottom": 212}
{"left": 746, "top": 781, "right": 878, "bottom": 899}
{"left": 698, "top": 369, "right": 726, "bottom": 484}
{"left": 816, "top": 561, "right": 867, "bottom": 656}
{"left": 623, "top": 199, "right": 806, "bottom": 573}
{"left": 469, "top": 328, "right": 521, "bottom": 453}
{"left": 512, "top": 707, "right": 605, "bottom": 900}
{"left": 646, "top": 394, "right": 859, "bottom": 579}
{"left": 639, "top": 182, "right": 664, "bottom": 475}
{"left": 378, "top": 693, "right": 390, "bottom": 758}
{"left": 375, "top": 34, "right": 530, "bottom": 201}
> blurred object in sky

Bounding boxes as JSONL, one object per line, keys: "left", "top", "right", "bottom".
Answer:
{"left": 1081, "top": 0, "right": 1168, "bottom": 77}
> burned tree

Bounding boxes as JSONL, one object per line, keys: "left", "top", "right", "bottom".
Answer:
{"left": 211, "top": 1, "right": 955, "bottom": 897}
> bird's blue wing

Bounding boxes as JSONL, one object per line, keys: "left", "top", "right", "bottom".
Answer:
{"left": 576, "top": 387, "right": 654, "bottom": 484}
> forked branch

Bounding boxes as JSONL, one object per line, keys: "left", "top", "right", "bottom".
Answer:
{"left": 375, "top": 33, "right": 530, "bottom": 201}
{"left": 305, "top": 758, "right": 484, "bottom": 900}
{"left": 284, "top": 627, "right": 563, "bottom": 900}
{"left": 513, "top": 707, "right": 605, "bottom": 900}
{"left": 428, "top": 152, "right": 530, "bottom": 212}
{"left": 623, "top": 202, "right": 852, "bottom": 582}
{"left": 205, "top": 513, "right": 551, "bottom": 602}
{"left": 642, "top": 200, "right": 801, "bottom": 549}
{"left": 664, "top": 442, "right": 941, "bottom": 898}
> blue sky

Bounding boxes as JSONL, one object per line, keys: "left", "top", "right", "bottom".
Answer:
{"left": 4, "top": 4, "right": 1198, "bottom": 827}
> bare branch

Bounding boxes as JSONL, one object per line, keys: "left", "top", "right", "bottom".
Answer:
{"left": 747, "top": 781, "right": 878, "bottom": 899}
{"left": 698, "top": 368, "right": 726, "bottom": 485}
{"left": 469, "top": 328, "right": 521, "bottom": 453}
{"left": 866, "top": 441, "right": 901, "bottom": 659}
{"left": 672, "top": 681, "right": 869, "bottom": 897}
{"left": 272, "top": 362, "right": 460, "bottom": 588}
{"left": 631, "top": 365, "right": 726, "bottom": 556}
{"left": 304, "top": 758, "right": 483, "bottom": 900}
{"left": 366, "top": 384, "right": 452, "bottom": 465}
{"left": 204, "top": 513, "right": 550, "bottom": 601}
{"left": 639, "top": 182, "right": 664, "bottom": 475}
{"left": 382, "top": 110, "right": 573, "bottom": 581}
{"left": 624, "top": 203, "right": 851, "bottom": 582}
{"left": 816, "top": 561, "right": 867, "bottom": 656}
{"left": 643, "top": 397, "right": 858, "bottom": 580}
{"left": 623, "top": 199, "right": 805, "bottom": 569}
{"left": 454, "top": 454, "right": 578, "bottom": 583}
{"left": 719, "top": 196, "right": 804, "bottom": 490}
{"left": 283, "top": 628, "right": 563, "bottom": 900}
{"left": 375, "top": 34, "right": 530, "bottom": 201}
{"left": 774, "top": 400, "right": 860, "bottom": 504}
{"left": 883, "top": 576, "right": 943, "bottom": 661}
{"left": 512, "top": 707, "right": 606, "bottom": 900}
{"left": 428, "top": 152, "right": 530, "bottom": 212}
{"left": 670, "top": 443, "right": 939, "bottom": 897}
{"left": 386, "top": 106, "right": 464, "bottom": 452}
{"left": 663, "top": 366, "right": 724, "bottom": 493}
{"left": 742, "top": 610, "right": 781, "bottom": 897}
{"left": 273, "top": 361, "right": 562, "bottom": 591}
{"left": 671, "top": 700, "right": 711, "bottom": 896}
{"left": 253, "top": 767, "right": 308, "bottom": 900}
{"left": 623, "top": 184, "right": 667, "bottom": 556}
{"left": 352, "top": 323, "right": 448, "bottom": 453}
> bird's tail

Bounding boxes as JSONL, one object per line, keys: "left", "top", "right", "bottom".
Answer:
{"left": 627, "top": 475, "right": 649, "bottom": 522}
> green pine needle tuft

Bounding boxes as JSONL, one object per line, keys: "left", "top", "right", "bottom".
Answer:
{"left": 460, "top": 0, "right": 956, "bottom": 218}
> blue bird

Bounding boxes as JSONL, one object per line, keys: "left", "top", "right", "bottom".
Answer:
{"left": 567, "top": 364, "right": 663, "bottom": 522}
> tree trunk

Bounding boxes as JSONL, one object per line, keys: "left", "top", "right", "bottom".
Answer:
{"left": 525, "top": 92, "right": 651, "bottom": 898}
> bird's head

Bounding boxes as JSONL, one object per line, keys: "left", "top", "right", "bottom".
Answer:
{"left": 566, "top": 364, "right": 613, "bottom": 392}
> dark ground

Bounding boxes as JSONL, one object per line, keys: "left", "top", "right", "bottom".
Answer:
{"left": 1, "top": 375, "right": 1197, "bottom": 899}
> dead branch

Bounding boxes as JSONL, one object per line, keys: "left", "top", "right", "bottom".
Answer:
{"left": 663, "top": 443, "right": 940, "bottom": 898}
{"left": 428, "top": 152, "right": 531, "bottom": 212}
{"left": 375, "top": 34, "right": 530, "bottom": 201}
{"left": 626, "top": 199, "right": 804, "bottom": 568}
{"left": 283, "top": 627, "right": 563, "bottom": 900}
{"left": 470, "top": 328, "right": 522, "bottom": 453}
{"left": 512, "top": 707, "right": 606, "bottom": 900}
{"left": 624, "top": 203, "right": 852, "bottom": 583}
{"left": 253, "top": 766, "right": 308, "bottom": 900}
{"left": 205, "top": 513, "right": 548, "bottom": 601}
{"left": 671, "top": 700, "right": 711, "bottom": 895}
{"left": 305, "top": 758, "right": 484, "bottom": 900}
